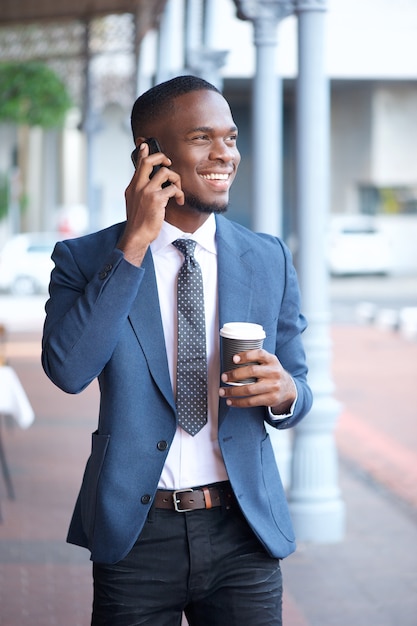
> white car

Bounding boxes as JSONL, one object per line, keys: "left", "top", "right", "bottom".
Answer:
{"left": 327, "top": 217, "right": 392, "bottom": 276}
{"left": 0, "top": 232, "right": 61, "bottom": 295}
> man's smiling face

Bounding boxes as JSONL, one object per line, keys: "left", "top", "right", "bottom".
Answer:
{"left": 156, "top": 89, "right": 241, "bottom": 216}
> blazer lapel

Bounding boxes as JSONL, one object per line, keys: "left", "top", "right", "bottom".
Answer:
{"left": 216, "top": 216, "right": 255, "bottom": 330}
{"left": 128, "top": 249, "right": 176, "bottom": 412}
{"left": 215, "top": 217, "right": 255, "bottom": 426}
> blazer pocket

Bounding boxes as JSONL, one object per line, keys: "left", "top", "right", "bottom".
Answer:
{"left": 80, "top": 430, "right": 110, "bottom": 542}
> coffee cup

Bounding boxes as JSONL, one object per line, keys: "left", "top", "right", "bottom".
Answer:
{"left": 220, "top": 322, "right": 266, "bottom": 385}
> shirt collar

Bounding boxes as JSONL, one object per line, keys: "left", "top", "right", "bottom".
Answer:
{"left": 151, "top": 213, "right": 217, "bottom": 256}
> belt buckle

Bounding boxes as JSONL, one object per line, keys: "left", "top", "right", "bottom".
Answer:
{"left": 173, "top": 488, "right": 194, "bottom": 512}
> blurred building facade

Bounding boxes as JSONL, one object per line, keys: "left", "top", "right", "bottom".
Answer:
{"left": 0, "top": 0, "right": 416, "bottom": 272}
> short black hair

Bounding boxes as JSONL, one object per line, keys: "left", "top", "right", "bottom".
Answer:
{"left": 130, "top": 74, "right": 220, "bottom": 142}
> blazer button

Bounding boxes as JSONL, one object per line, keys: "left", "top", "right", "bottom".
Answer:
{"left": 141, "top": 494, "right": 151, "bottom": 505}
{"left": 98, "top": 264, "right": 113, "bottom": 280}
{"left": 157, "top": 440, "right": 168, "bottom": 451}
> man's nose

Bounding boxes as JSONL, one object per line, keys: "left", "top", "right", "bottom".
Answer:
{"left": 209, "top": 140, "right": 237, "bottom": 162}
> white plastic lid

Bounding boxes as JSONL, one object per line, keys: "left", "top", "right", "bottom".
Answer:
{"left": 219, "top": 322, "right": 266, "bottom": 340}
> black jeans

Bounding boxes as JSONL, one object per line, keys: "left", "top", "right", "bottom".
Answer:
{"left": 91, "top": 498, "right": 282, "bottom": 626}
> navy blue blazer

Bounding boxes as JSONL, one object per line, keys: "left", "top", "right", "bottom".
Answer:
{"left": 42, "top": 214, "right": 312, "bottom": 564}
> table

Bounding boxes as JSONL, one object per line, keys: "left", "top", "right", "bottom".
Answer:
{"left": 0, "top": 364, "right": 35, "bottom": 520}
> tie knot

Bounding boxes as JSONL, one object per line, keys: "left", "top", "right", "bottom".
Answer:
{"left": 172, "top": 239, "right": 197, "bottom": 260}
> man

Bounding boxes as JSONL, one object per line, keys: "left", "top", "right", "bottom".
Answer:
{"left": 42, "top": 75, "right": 312, "bottom": 626}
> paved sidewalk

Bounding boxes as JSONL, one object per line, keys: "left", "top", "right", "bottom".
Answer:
{"left": 282, "top": 324, "right": 417, "bottom": 626}
{"left": 0, "top": 324, "right": 416, "bottom": 625}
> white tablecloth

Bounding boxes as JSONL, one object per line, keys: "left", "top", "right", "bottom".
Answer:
{"left": 0, "top": 365, "right": 35, "bottom": 428}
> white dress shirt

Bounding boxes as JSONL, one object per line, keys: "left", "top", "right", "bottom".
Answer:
{"left": 150, "top": 214, "right": 229, "bottom": 489}
{"left": 150, "top": 214, "right": 296, "bottom": 489}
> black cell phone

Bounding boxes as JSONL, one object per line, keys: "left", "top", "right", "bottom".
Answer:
{"left": 131, "top": 137, "right": 170, "bottom": 188}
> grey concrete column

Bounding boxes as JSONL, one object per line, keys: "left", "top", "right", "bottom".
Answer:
{"left": 184, "top": 0, "right": 228, "bottom": 91}
{"left": 234, "top": 0, "right": 293, "bottom": 237}
{"left": 156, "top": 0, "right": 178, "bottom": 84}
{"left": 82, "top": 20, "right": 101, "bottom": 233}
{"left": 234, "top": 0, "right": 294, "bottom": 489}
{"left": 288, "top": 0, "right": 345, "bottom": 541}
{"left": 41, "top": 130, "right": 59, "bottom": 230}
{"left": 184, "top": 0, "right": 204, "bottom": 69}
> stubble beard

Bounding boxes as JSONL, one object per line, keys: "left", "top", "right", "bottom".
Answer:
{"left": 185, "top": 192, "right": 228, "bottom": 215}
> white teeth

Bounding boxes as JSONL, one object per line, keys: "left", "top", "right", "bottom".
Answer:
{"left": 200, "top": 173, "right": 229, "bottom": 180}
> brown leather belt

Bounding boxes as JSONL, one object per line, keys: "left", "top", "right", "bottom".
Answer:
{"left": 154, "top": 481, "right": 234, "bottom": 513}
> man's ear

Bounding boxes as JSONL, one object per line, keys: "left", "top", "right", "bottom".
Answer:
{"left": 135, "top": 136, "right": 146, "bottom": 147}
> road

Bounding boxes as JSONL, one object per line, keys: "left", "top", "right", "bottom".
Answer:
{"left": 330, "top": 273, "right": 417, "bottom": 323}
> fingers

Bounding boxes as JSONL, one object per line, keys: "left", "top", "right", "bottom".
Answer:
{"left": 220, "top": 349, "right": 271, "bottom": 384}
{"left": 133, "top": 143, "right": 184, "bottom": 205}
{"left": 219, "top": 349, "right": 288, "bottom": 408}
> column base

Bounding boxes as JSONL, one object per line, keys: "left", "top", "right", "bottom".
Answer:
{"left": 289, "top": 498, "right": 346, "bottom": 543}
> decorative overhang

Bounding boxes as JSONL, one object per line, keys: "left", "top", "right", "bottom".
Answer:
{"left": 0, "top": 0, "right": 166, "bottom": 40}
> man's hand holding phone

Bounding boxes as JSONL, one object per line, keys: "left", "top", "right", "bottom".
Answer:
{"left": 118, "top": 138, "right": 184, "bottom": 266}
{"left": 131, "top": 138, "right": 170, "bottom": 188}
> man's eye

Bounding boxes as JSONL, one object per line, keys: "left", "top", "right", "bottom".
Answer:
{"left": 226, "top": 135, "right": 238, "bottom": 143}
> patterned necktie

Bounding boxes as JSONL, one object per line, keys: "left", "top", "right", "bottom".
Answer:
{"left": 172, "top": 239, "right": 208, "bottom": 436}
